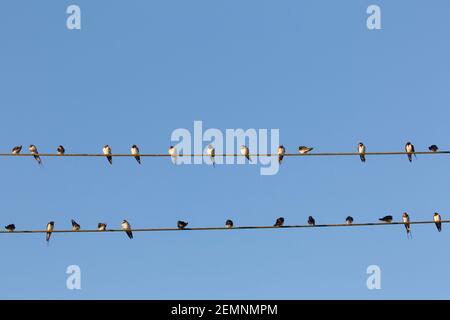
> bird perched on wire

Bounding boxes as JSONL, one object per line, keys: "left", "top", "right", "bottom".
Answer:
{"left": 346, "top": 216, "right": 354, "bottom": 225}
{"left": 207, "top": 144, "right": 216, "bottom": 167}
{"left": 225, "top": 219, "right": 234, "bottom": 228}
{"left": 298, "top": 146, "right": 313, "bottom": 154}
{"left": 131, "top": 145, "right": 141, "bottom": 164}
{"left": 177, "top": 220, "right": 188, "bottom": 229}
{"left": 11, "top": 145, "right": 22, "bottom": 155}
{"left": 402, "top": 212, "right": 411, "bottom": 239}
{"left": 46, "top": 221, "right": 54, "bottom": 244}
{"left": 308, "top": 216, "right": 316, "bottom": 226}
{"left": 4, "top": 224, "right": 15, "bottom": 232}
{"left": 98, "top": 223, "right": 107, "bottom": 231}
{"left": 429, "top": 145, "right": 439, "bottom": 152}
{"left": 57, "top": 145, "right": 65, "bottom": 155}
{"left": 71, "top": 219, "right": 81, "bottom": 231}
{"left": 358, "top": 143, "right": 366, "bottom": 162}
{"left": 405, "top": 142, "right": 416, "bottom": 162}
{"left": 29, "top": 145, "right": 42, "bottom": 165}
{"left": 277, "top": 145, "right": 285, "bottom": 164}
{"left": 121, "top": 220, "right": 133, "bottom": 239}
{"left": 103, "top": 145, "right": 112, "bottom": 165}
{"left": 240, "top": 145, "right": 251, "bottom": 162}
{"left": 274, "top": 217, "right": 285, "bottom": 227}
{"left": 433, "top": 212, "right": 442, "bottom": 232}
{"left": 168, "top": 146, "right": 177, "bottom": 164}
{"left": 379, "top": 215, "right": 393, "bottom": 223}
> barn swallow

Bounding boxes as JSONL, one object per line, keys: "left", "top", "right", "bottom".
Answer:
{"left": 57, "top": 145, "right": 65, "bottom": 155}
{"left": 131, "top": 145, "right": 141, "bottom": 164}
{"left": 168, "top": 146, "right": 177, "bottom": 164}
{"left": 121, "top": 220, "right": 133, "bottom": 239}
{"left": 11, "top": 145, "right": 22, "bottom": 154}
{"left": 71, "top": 219, "right": 80, "bottom": 231}
{"left": 433, "top": 212, "right": 442, "bottom": 232}
{"left": 240, "top": 145, "right": 251, "bottom": 162}
{"left": 207, "top": 144, "right": 216, "bottom": 167}
{"left": 103, "top": 145, "right": 112, "bottom": 165}
{"left": 46, "top": 221, "right": 54, "bottom": 243}
{"left": 405, "top": 142, "right": 416, "bottom": 162}
{"left": 177, "top": 220, "right": 188, "bottom": 229}
{"left": 29, "top": 145, "right": 42, "bottom": 165}
{"left": 274, "top": 217, "right": 284, "bottom": 227}
{"left": 429, "top": 145, "right": 439, "bottom": 152}
{"left": 298, "top": 146, "right": 313, "bottom": 154}
{"left": 4, "top": 224, "right": 15, "bottom": 232}
{"left": 308, "top": 216, "right": 316, "bottom": 226}
{"left": 98, "top": 223, "right": 107, "bottom": 231}
{"left": 358, "top": 143, "right": 366, "bottom": 162}
{"left": 346, "top": 216, "right": 354, "bottom": 225}
{"left": 402, "top": 212, "right": 411, "bottom": 238}
{"left": 277, "top": 145, "right": 286, "bottom": 164}
{"left": 225, "top": 219, "right": 234, "bottom": 228}
{"left": 379, "top": 215, "right": 393, "bottom": 223}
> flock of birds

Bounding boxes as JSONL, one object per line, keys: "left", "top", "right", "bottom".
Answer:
{"left": 269, "top": 212, "right": 443, "bottom": 239}
{"left": 3, "top": 219, "right": 185, "bottom": 242}
{"left": 2, "top": 212, "right": 443, "bottom": 243}
{"left": 7, "top": 142, "right": 441, "bottom": 166}
{"left": 3, "top": 142, "right": 443, "bottom": 244}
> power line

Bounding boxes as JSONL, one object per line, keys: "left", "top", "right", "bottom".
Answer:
{"left": 0, "top": 220, "right": 447, "bottom": 234}
{"left": 0, "top": 151, "right": 449, "bottom": 158}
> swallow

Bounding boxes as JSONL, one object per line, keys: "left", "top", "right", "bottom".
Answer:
{"left": 168, "top": 146, "right": 177, "bottom": 164}
{"left": 11, "top": 145, "right": 22, "bottom": 154}
{"left": 298, "top": 146, "right": 313, "bottom": 154}
{"left": 46, "top": 221, "right": 54, "bottom": 243}
{"left": 308, "top": 216, "right": 316, "bottom": 226}
{"left": 4, "top": 224, "right": 15, "bottom": 232}
{"left": 121, "top": 220, "right": 133, "bottom": 239}
{"left": 225, "top": 219, "right": 234, "bottom": 228}
{"left": 405, "top": 142, "right": 416, "bottom": 162}
{"left": 177, "top": 220, "right": 188, "bottom": 229}
{"left": 277, "top": 145, "right": 286, "bottom": 164}
{"left": 131, "top": 145, "right": 141, "bottom": 164}
{"left": 29, "top": 145, "right": 42, "bottom": 165}
{"left": 379, "top": 215, "right": 393, "bottom": 223}
{"left": 358, "top": 143, "right": 366, "bottom": 162}
{"left": 207, "top": 144, "right": 216, "bottom": 167}
{"left": 98, "top": 223, "right": 107, "bottom": 231}
{"left": 433, "top": 212, "right": 442, "bottom": 232}
{"left": 402, "top": 212, "right": 411, "bottom": 238}
{"left": 240, "top": 145, "right": 251, "bottom": 162}
{"left": 429, "top": 145, "right": 439, "bottom": 152}
{"left": 71, "top": 219, "right": 80, "bottom": 231}
{"left": 346, "top": 216, "right": 354, "bottom": 225}
{"left": 57, "top": 145, "right": 65, "bottom": 155}
{"left": 103, "top": 145, "right": 112, "bottom": 165}
{"left": 274, "top": 217, "right": 284, "bottom": 227}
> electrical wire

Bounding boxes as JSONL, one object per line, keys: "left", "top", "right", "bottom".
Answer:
{"left": 0, "top": 219, "right": 447, "bottom": 234}
{"left": 0, "top": 151, "right": 448, "bottom": 158}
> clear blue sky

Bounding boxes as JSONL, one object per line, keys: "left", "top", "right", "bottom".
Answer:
{"left": 0, "top": 0, "right": 449, "bottom": 299}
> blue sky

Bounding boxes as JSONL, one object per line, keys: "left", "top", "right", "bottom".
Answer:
{"left": 0, "top": 0, "right": 450, "bottom": 299}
